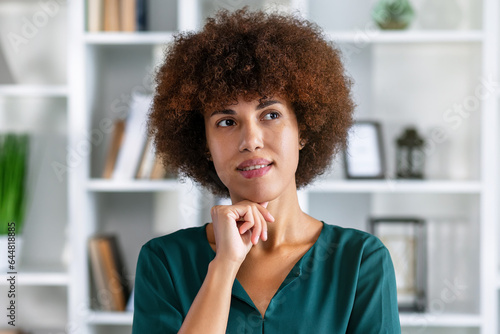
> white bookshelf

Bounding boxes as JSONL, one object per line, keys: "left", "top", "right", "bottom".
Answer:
{"left": 60, "top": 0, "right": 500, "bottom": 333}
{"left": 306, "top": 180, "right": 482, "bottom": 194}
{"left": 87, "top": 178, "right": 181, "bottom": 192}
{"left": 0, "top": 262, "right": 68, "bottom": 286}
{"left": 87, "top": 311, "right": 133, "bottom": 325}
{"left": 0, "top": 0, "right": 70, "bottom": 330}
{"left": 329, "top": 30, "right": 484, "bottom": 44}
{"left": 399, "top": 313, "right": 482, "bottom": 328}
{"left": 0, "top": 85, "right": 68, "bottom": 97}
{"left": 84, "top": 32, "right": 175, "bottom": 45}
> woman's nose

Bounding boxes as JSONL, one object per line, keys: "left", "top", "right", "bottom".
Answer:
{"left": 238, "top": 121, "right": 264, "bottom": 152}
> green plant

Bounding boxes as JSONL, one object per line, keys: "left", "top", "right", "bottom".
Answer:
{"left": 0, "top": 133, "right": 29, "bottom": 235}
{"left": 372, "top": 0, "right": 415, "bottom": 30}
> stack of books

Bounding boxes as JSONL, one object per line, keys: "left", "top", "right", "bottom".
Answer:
{"left": 87, "top": 0, "right": 147, "bottom": 32}
{"left": 88, "top": 234, "right": 131, "bottom": 311}
{"left": 102, "top": 92, "right": 176, "bottom": 181}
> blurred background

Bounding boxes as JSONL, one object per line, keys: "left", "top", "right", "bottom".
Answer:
{"left": 0, "top": 0, "right": 498, "bottom": 333}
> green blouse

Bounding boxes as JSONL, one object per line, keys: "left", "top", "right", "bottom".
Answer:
{"left": 132, "top": 221, "right": 401, "bottom": 333}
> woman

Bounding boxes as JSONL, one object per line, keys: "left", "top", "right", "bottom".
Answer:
{"left": 132, "top": 8, "right": 400, "bottom": 334}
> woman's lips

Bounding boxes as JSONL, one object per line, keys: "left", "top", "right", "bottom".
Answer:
{"left": 237, "top": 158, "right": 272, "bottom": 170}
{"left": 238, "top": 163, "right": 272, "bottom": 179}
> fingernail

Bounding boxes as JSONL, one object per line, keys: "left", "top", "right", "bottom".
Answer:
{"left": 260, "top": 202, "right": 269, "bottom": 208}
{"left": 263, "top": 230, "right": 268, "bottom": 241}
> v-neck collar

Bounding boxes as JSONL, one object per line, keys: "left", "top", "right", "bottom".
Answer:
{"left": 201, "top": 221, "right": 326, "bottom": 316}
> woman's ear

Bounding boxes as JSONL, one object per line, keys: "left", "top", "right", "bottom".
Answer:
{"left": 299, "top": 138, "right": 307, "bottom": 150}
{"left": 206, "top": 149, "right": 212, "bottom": 161}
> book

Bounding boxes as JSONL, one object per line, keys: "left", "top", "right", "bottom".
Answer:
{"left": 112, "top": 92, "right": 152, "bottom": 180}
{"left": 87, "top": 0, "right": 103, "bottom": 32}
{"left": 98, "top": 237, "right": 126, "bottom": 311}
{"left": 102, "top": 119, "right": 126, "bottom": 179}
{"left": 88, "top": 0, "right": 147, "bottom": 32}
{"left": 104, "top": 0, "right": 120, "bottom": 31}
{"left": 136, "top": 136, "right": 157, "bottom": 179}
{"left": 150, "top": 155, "right": 167, "bottom": 179}
{"left": 121, "top": 0, "right": 137, "bottom": 32}
{"left": 88, "top": 237, "right": 113, "bottom": 311}
{"left": 136, "top": 0, "right": 147, "bottom": 31}
{"left": 88, "top": 235, "right": 130, "bottom": 311}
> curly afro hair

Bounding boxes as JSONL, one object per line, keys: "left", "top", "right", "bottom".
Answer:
{"left": 148, "top": 8, "right": 354, "bottom": 198}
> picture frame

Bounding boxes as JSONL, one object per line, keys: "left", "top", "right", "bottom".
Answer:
{"left": 369, "top": 217, "right": 427, "bottom": 312}
{"left": 343, "top": 121, "right": 386, "bottom": 179}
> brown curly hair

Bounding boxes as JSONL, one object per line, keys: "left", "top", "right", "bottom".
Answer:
{"left": 148, "top": 8, "right": 354, "bottom": 198}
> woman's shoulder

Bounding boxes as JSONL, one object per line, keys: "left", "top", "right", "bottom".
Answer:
{"left": 320, "top": 222, "right": 386, "bottom": 257}
{"left": 141, "top": 224, "right": 209, "bottom": 260}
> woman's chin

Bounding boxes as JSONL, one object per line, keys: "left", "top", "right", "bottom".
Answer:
{"left": 230, "top": 189, "right": 276, "bottom": 204}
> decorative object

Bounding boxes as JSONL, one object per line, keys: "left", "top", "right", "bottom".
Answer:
{"left": 396, "top": 127, "right": 425, "bottom": 179}
{"left": 372, "top": 0, "right": 415, "bottom": 30}
{"left": 370, "top": 217, "right": 427, "bottom": 312}
{"left": 0, "top": 2, "right": 67, "bottom": 84}
{"left": 344, "top": 121, "right": 386, "bottom": 179}
{"left": 0, "top": 133, "right": 29, "bottom": 271}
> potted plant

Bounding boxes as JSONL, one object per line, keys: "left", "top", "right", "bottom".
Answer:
{"left": 372, "top": 0, "right": 415, "bottom": 30}
{"left": 0, "top": 133, "right": 29, "bottom": 271}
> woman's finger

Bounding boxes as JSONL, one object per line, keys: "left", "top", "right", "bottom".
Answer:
{"left": 251, "top": 205, "right": 262, "bottom": 245}
{"left": 260, "top": 210, "right": 268, "bottom": 241}
{"left": 239, "top": 206, "right": 255, "bottom": 235}
{"left": 258, "top": 206, "right": 268, "bottom": 242}
{"left": 257, "top": 203, "right": 275, "bottom": 223}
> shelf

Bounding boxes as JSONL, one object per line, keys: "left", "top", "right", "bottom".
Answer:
{"left": 306, "top": 180, "right": 482, "bottom": 193}
{"left": 0, "top": 263, "right": 68, "bottom": 286}
{"left": 399, "top": 313, "right": 481, "bottom": 327}
{"left": 84, "top": 32, "right": 175, "bottom": 45}
{"left": 87, "top": 311, "right": 133, "bottom": 325}
{"left": 0, "top": 85, "right": 68, "bottom": 97}
{"left": 88, "top": 179, "right": 482, "bottom": 193}
{"left": 328, "top": 30, "right": 484, "bottom": 44}
{"left": 83, "top": 30, "right": 484, "bottom": 46}
{"left": 87, "top": 178, "right": 182, "bottom": 192}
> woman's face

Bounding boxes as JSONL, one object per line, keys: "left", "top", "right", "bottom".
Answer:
{"left": 204, "top": 96, "right": 302, "bottom": 203}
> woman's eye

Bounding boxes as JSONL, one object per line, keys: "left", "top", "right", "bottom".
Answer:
{"left": 263, "top": 112, "right": 280, "bottom": 120}
{"left": 217, "top": 119, "right": 235, "bottom": 127}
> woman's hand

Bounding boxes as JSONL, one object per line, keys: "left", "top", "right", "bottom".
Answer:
{"left": 210, "top": 200, "right": 275, "bottom": 266}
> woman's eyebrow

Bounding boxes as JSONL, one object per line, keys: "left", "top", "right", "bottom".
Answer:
{"left": 210, "top": 100, "right": 281, "bottom": 118}
{"left": 256, "top": 99, "right": 281, "bottom": 110}
{"left": 210, "top": 109, "right": 236, "bottom": 117}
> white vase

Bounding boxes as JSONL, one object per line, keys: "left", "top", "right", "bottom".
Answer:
{"left": 0, "top": 2, "right": 67, "bottom": 85}
{"left": 0, "top": 235, "right": 23, "bottom": 273}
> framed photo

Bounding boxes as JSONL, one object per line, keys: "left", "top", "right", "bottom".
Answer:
{"left": 343, "top": 121, "right": 386, "bottom": 179}
{"left": 369, "top": 217, "right": 426, "bottom": 312}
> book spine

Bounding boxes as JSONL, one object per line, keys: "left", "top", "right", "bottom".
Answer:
{"left": 104, "top": 0, "right": 121, "bottom": 31}
{"left": 112, "top": 93, "right": 152, "bottom": 180}
{"left": 97, "top": 237, "right": 126, "bottom": 311}
{"left": 88, "top": 238, "right": 113, "bottom": 311}
{"left": 136, "top": 0, "right": 147, "bottom": 31}
{"left": 87, "top": 0, "right": 103, "bottom": 32}
{"left": 102, "top": 119, "right": 126, "bottom": 179}
{"left": 121, "top": 0, "right": 137, "bottom": 32}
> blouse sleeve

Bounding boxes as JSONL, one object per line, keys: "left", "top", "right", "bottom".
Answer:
{"left": 132, "top": 243, "right": 184, "bottom": 334}
{"left": 347, "top": 245, "right": 401, "bottom": 333}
